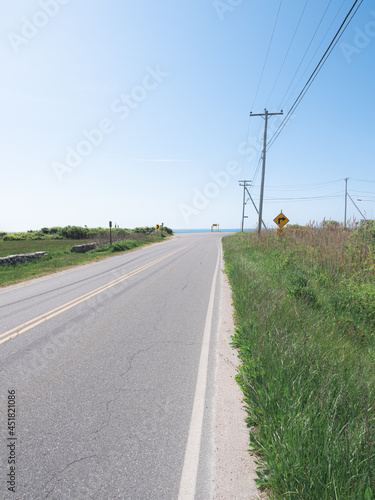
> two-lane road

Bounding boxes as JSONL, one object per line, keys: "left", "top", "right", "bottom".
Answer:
{"left": 0, "top": 233, "right": 228, "bottom": 499}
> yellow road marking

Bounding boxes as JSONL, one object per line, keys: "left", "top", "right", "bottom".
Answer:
{"left": 0, "top": 247, "right": 185, "bottom": 345}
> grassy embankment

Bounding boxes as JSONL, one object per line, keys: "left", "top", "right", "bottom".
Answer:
{"left": 223, "top": 222, "right": 375, "bottom": 499}
{"left": 0, "top": 226, "right": 171, "bottom": 287}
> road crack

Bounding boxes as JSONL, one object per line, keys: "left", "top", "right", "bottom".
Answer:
{"left": 92, "top": 344, "right": 156, "bottom": 437}
{"left": 43, "top": 454, "right": 97, "bottom": 498}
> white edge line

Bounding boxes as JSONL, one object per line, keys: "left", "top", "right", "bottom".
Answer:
{"left": 178, "top": 241, "right": 222, "bottom": 500}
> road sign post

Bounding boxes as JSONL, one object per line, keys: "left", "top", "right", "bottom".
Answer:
{"left": 273, "top": 212, "right": 289, "bottom": 239}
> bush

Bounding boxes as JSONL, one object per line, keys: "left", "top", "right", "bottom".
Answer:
{"left": 3, "top": 233, "right": 27, "bottom": 241}
{"left": 59, "top": 226, "right": 89, "bottom": 239}
{"left": 133, "top": 227, "right": 153, "bottom": 234}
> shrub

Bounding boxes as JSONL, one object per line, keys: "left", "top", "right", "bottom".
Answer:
{"left": 59, "top": 226, "right": 89, "bottom": 239}
{"left": 3, "top": 233, "right": 27, "bottom": 241}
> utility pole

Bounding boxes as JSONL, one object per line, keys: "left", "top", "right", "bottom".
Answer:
{"left": 344, "top": 177, "right": 349, "bottom": 229}
{"left": 239, "top": 180, "right": 251, "bottom": 231}
{"left": 250, "top": 109, "right": 283, "bottom": 235}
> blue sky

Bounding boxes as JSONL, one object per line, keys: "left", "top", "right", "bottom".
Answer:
{"left": 1, "top": 0, "right": 374, "bottom": 232}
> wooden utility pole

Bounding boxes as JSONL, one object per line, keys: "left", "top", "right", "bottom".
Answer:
{"left": 239, "top": 180, "right": 251, "bottom": 231}
{"left": 344, "top": 178, "right": 349, "bottom": 229}
{"left": 250, "top": 109, "right": 283, "bottom": 235}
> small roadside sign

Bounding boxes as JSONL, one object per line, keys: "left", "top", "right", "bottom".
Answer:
{"left": 156, "top": 224, "right": 160, "bottom": 229}
{"left": 273, "top": 212, "right": 289, "bottom": 228}
{"left": 212, "top": 223, "right": 218, "bottom": 226}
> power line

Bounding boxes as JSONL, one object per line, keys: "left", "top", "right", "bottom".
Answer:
{"left": 266, "top": 0, "right": 310, "bottom": 107}
{"left": 267, "top": 0, "right": 363, "bottom": 151}
{"left": 277, "top": 0, "right": 334, "bottom": 111}
{"left": 251, "top": 0, "right": 283, "bottom": 111}
{"left": 240, "top": 116, "right": 252, "bottom": 176}
{"left": 351, "top": 178, "right": 375, "bottom": 184}
{"left": 263, "top": 194, "right": 343, "bottom": 201}
{"left": 281, "top": 0, "right": 347, "bottom": 112}
{"left": 350, "top": 189, "right": 375, "bottom": 195}
{"left": 256, "top": 179, "right": 342, "bottom": 191}
{"left": 249, "top": 156, "right": 263, "bottom": 190}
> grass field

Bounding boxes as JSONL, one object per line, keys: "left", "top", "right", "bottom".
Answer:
{"left": 0, "top": 236, "right": 164, "bottom": 287}
{"left": 223, "top": 224, "right": 375, "bottom": 499}
{"left": 0, "top": 239, "right": 92, "bottom": 257}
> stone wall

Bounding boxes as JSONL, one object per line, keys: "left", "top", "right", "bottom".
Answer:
{"left": 70, "top": 243, "right": 98, "bottom": 253}
{"left": 0, "top": 252, "right": 47, "bottom": 267}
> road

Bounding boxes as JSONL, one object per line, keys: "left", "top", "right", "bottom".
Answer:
{"left": 0, "top": 232, "right": 236, "bottom": 500}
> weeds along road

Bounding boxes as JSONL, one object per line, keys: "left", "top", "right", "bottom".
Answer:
{"left": 0, "top": 233, "right": 228, "bottom": 500}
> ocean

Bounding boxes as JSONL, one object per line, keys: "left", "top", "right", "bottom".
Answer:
{"left": 172, "top": 228, "right": 254, "bottom": 233}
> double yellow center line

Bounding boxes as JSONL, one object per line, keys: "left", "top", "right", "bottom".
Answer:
{"left": 0, "top": 247, "right": 185, "bottom": 346}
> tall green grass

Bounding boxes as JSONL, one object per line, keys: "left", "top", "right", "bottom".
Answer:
{"left": 223, "top": 224, "right": 375, "bottom": 499}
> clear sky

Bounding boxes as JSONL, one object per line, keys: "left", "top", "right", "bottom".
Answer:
{"left": 1, "top": 0, "right": 374, "bottom": 232}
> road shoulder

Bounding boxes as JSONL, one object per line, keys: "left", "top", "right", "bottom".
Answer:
{"left": 213, "top": 261, "right": 261, "bottom": 500}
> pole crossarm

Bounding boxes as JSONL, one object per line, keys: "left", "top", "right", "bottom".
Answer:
{"left": 250, "top": 108, "right": 283, "bottom": 235}
{"left": 250, "top": 111, "right": 283, "bottom": 117}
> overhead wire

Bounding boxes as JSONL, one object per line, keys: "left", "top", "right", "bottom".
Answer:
{"left": 351, "top": 178, "right": 375, "bottom": 184}
{"left": 251, "top": 0, "right": 283, "bottom": 112}
{"left": 239, "top": 115, "right": 252, "bottom": 176}
{"left": 277, "top": 0, "right": 334, "bottom": 111}
{"left": 266, "top": 0, "right": 310, "bottom": 107}
{"left": 248, "top": 1, "right": 330, "bottom": 196}
{"left": 255, "top": 179, "right": 343, "bottom": 191}
{"left": 243, "top": 1, "right": 283, "bottom": 185}
{"left": 263, "top": 194, "right": 343, "bottom": 202}
{"left": 249, "top": 155, "right": 263, "bottom": 192}
{"left": 267, "top": 0, "right": 363, "bottom": 151}
{"left": 281, "top": 0, "right": 347, "bottom": 112}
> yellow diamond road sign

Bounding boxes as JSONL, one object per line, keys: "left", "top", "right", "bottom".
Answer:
{"left": 274, "top": 212, "right": 289, "bottom": 228}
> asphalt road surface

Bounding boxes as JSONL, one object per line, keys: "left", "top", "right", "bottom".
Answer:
{"left": 0, "top": 233, "right": 231, "bottom": 500}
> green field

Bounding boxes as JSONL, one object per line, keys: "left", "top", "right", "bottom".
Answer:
{"left": 0, "top": 239, "right": 92, "bottom": 257}
{"left": 0, "top": 236, "right": 164, "bottom": 287}
{"left": 223, "top": 223, "right": 375, "bottom": 499}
